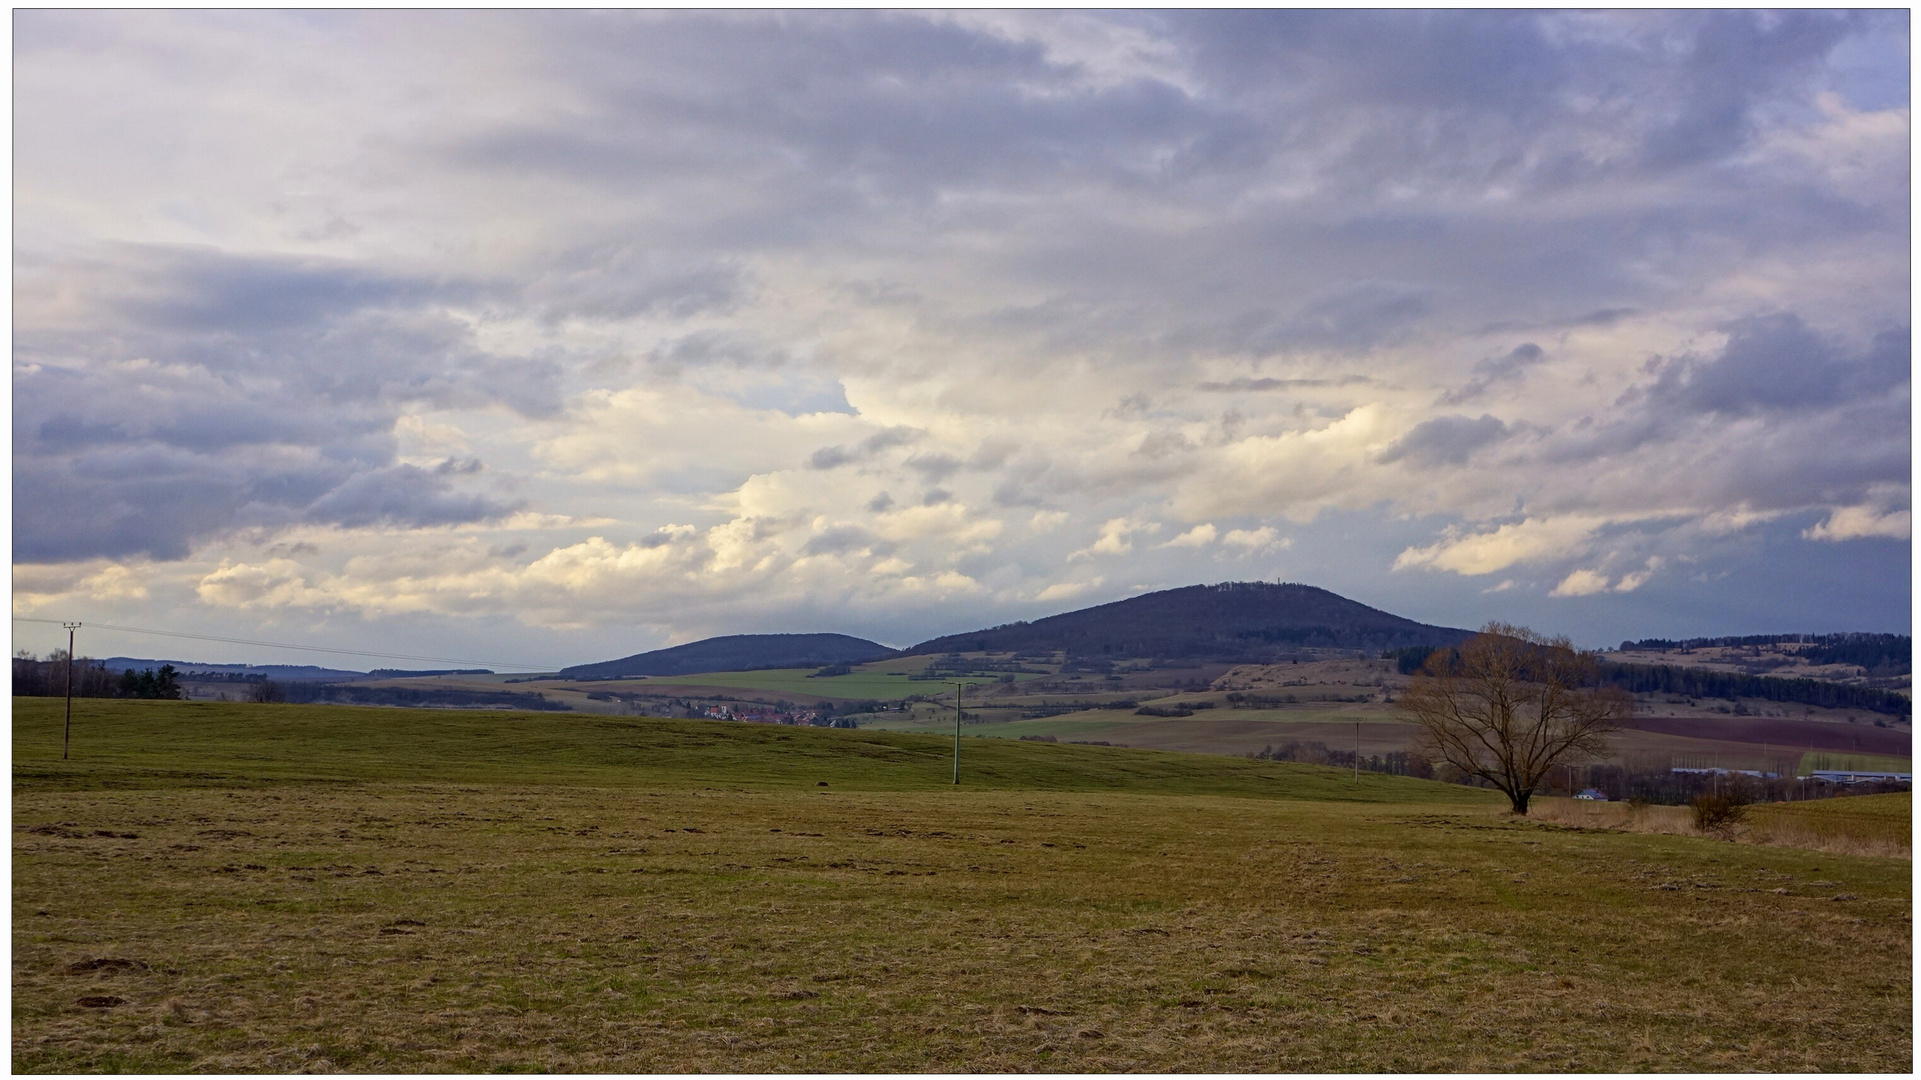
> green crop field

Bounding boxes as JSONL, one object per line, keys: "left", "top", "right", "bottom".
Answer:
{"left": 13, "top": 699, "right": 1911, "bottom": 1072}
{"left": 595, "top": 666, "right": 1027, "bottom": 702}
{"left": 1797, "top": 751, "right": 1911, "bottom": 775}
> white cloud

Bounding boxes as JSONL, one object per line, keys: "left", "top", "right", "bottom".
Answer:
{"left": 1071, "top": 516, "right": 1161, "bottom": 560}
{"left": 1804, "top": 505, "right": 1911, "bottom": 542}
{"left": 1613, "top": 557, "right": 1665, "bottom": 593}
{"left": 1394, "top": 516, "right": 1606, "bottom": 577}
{"left": 1162, "top": 523, "right": 1217, "bottom": 548}
{"left": 197, "top": 559, "right": 333, "bottom": 609}
{"left": 1221, "top": 527, "right": 1286, "bottom": 554}
{"left": 1549, "top": 568, "right": 1612, "bottom": 598}
{"left": 1035, "top": 577, "right": 1105, "bottom": 603}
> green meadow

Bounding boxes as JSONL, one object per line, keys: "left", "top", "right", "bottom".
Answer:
{"left": 585, "top": 666, "right": 1026, "bottom": 702}
{"left": 10, "top": 700, "right": 1450, "bottom": 802}
{"left": 13, "top": 699, "right": 1911, "bottom": 1072}
{"left": 1797, "top": 751, "right": 1911, "bottom": 775}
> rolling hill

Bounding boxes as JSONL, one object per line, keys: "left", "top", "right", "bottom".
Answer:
{"left": 909, "top": 581, "right": 1470, "bottom": 661}
{"left": 563, "top": 582, "right": 1470, "bottom": 677}
{"left": 559, "top": 632, "right": 896, "bottom": 680}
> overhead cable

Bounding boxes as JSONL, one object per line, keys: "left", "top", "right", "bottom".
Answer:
{"left": 10, "top": 615, "right": 554, "bottom": 672}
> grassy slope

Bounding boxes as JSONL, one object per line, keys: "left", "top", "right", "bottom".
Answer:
{"left": 13, "top": 699, "right": 1910, "bottom": 1072}
{"left": 11, "top": 699, "right": 1484, "bottom": 804}
{"left": 1764, "top": 791, "right": 1910, "bottom": 819}
{"left": 1796, "top": 751, "right": 1912, "bottom": 774}
{"left": 1748, "top": 791, "right": 1912, "bottom": 850}
{"left": 610, "top": 666, "right": 1044, "bottom": 701}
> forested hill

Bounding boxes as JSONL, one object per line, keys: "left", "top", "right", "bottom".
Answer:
{"left": 561, "top": 633, "right": 896, "bottom": 680}
{"left": 1619, "top": 633, "right": 1911, "bottom": 675}
{"left": 1599, "top": 661, "right": 1911, "bottom": 716}
{"left": 907, "top": 582, "right": 1471, "bottom": 661}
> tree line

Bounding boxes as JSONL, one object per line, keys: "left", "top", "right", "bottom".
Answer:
{"left": 1383, "top": 645, "right": 1909, "bottom": 715}
{"left": 1598, "top": 661, "right": 1909, "bottom": 715}
{"left": 12, "top": 652, "right": 183, "bottom": 699}
{"left": 1620, "top": 632, "right": 1909, "bottom": 672}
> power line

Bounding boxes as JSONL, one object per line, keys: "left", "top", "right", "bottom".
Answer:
{"left": 10, "top": 616, "right": 556, "bottom": 673}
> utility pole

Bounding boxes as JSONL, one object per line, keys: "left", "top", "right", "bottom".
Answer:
{"left": 62, "top": 622, "right": 81, "bottom": 760}
{"left": 952, "top": 681, "right": 964, "bottom": 785}
{"left": 1354, "top": 720, "right": 1360, "bottom": 785}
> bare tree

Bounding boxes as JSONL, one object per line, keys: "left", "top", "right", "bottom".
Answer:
{"left": 1398, "top": 622, "right": 1629, "bottom": 814}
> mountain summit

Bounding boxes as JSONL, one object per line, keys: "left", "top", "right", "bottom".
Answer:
{"left": 560, "top": 633, "right": 896, "bottom": 680}
{"left": 907, "top": 581, "right": 1469, "bottom": 661}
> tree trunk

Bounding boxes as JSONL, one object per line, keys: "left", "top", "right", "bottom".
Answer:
{"left": 1508, "top": 789, "right": 1531, "bottom": 815}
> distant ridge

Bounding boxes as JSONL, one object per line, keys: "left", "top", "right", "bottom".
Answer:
{"left": 560, "top": 633, "right": 897, "bottom": 680}
{"left": 908, "top": 581, "right": 1470, "bottom": 661}
{"left": 96, "top": 658, "right": 369, "bottom": 681}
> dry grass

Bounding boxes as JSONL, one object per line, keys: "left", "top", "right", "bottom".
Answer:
{"left": 1530, "top": 794, "right": 1911, "bottom": 859}
{"left": 15, "top": 784, "right": 1911, "bottom": 1072}
{"left": 13, "top": 701, "right": 1911, "bottom": 1072}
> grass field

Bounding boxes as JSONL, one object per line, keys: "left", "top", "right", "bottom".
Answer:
{"left": 601, "top": 666, "right": 1042, "bottom": 702}
{"left": 11, "top": 700, "right": 1458, "bottom": 802}
{"left": 1797, "top": 752, "right": 1911, "bottom": 775}
{"left": 601, "top": 667, "right": 933, "bottom": 701}
{"left": 1747, "top": 793, "right": 1913, "bottom": 856}
{"left": 1530, "top": 794, "right": 1911, "bottom": 860}
{"left": 13, "top": 699, "right": 1912, "bottom": 1072}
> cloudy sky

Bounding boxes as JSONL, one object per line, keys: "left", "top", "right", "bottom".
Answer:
{"left": 12, "top": 10, "right": 1911, "bottom": 668}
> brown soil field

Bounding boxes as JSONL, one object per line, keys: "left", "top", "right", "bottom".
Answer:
{"left": 1628, "top": 715, "right": 1910, "bottom": 757}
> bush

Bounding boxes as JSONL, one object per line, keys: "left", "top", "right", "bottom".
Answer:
{"left": 1690, "top": 791, "right": 1750, "bottom": 838}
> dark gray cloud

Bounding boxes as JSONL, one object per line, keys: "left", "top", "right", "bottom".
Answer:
{"left": 1654, "top": 315, "right": 1909, "bottom": 416}
{"left": 904, "top": 452, "right": 962, "bottom": 482}
{"left": 1165, "top": 10, "right": 1863, "bottom": 201}
{"left": 647, "top": 331, "right": 785, "bottom": 371}
{"left": 807, "top": 426, "right": 925, "bottom": 470}
{"left": 1197, "top": 376, "right": 1370, "bottom": 393}
{"left": 1444, "top": 343, "right": 1546, "bottom": 405}
{"left": 801, "top": 524, "right": 890, "bottom": 558}
{"left": 1637, "top": 11, "right": 1855, "bottom": 168}
{"left": 11, "top": 244, "right": 543, "bottom": 561}
{"left": 301, "top": 464, "right": 516, "bottom": 531}
{"left": 1376, "top": 414, "right": 1511, "bottom": 467}
{"left": 529, "top": 247, "right": 745, "bottom": 324}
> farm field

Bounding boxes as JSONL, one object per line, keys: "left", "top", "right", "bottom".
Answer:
{"left": 14, "top": 699, "right": 1912, "bottom": 1072}
{"left": 865, "top": 710, "right": 1424, "bottom": 759}
{"left": 1748, "top": 792, "right": 1912, "bottom": 854}
{"left": 389, "top": 663, "right": 1038, "bottom": 711}
{"left": 1796, "top": 752, "right": 1912, "bottom": 774}
{"left": 615, "top": 667, "right": 1039, "bottom": 701}
{"left": 339, "top": 652, "right": 1909, "bottom": 773}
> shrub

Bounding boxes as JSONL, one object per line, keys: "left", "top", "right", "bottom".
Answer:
{"left": 1690, "top": 791, "right": 1749, "bottom": 839}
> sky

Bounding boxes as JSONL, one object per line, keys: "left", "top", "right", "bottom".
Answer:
{"left": 11, "top": 9, "right": 1912, "bottom": 670}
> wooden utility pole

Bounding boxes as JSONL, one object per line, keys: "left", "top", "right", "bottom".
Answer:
{"left": 952, "top": 681, "right": 964, "bottom": 784}
{"left": 62, "top": 622, "right": 81, "bottom": 760}
{"left": 1354, "top": 720, "right": 1360, "bottom": 785}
